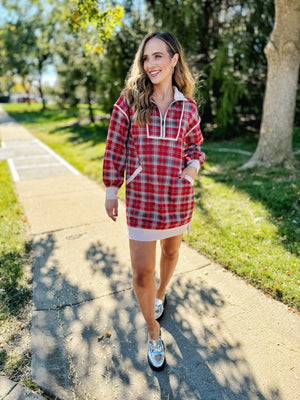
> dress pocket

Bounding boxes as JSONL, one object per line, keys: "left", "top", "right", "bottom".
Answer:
{"left": 126, "top": 165, "right": 142, "bottom": 185}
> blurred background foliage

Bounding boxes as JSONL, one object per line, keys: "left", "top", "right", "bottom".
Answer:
{"left": 0, "top": 0, "right": 299, "bottom": 140}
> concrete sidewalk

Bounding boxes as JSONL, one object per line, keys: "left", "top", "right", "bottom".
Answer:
{"left": 0, "top": 106, "right": 300, "bottom": 400}
{"left": 0, "top": 376, "right": 46, "bottom": 400}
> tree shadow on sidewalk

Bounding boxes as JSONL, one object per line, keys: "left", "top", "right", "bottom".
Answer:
{"left": 32, "top": 233, "right": 104, "bottom": 398}
{"left": 31, "top": 233, "right": 282, "bottom": 399}
{"left": 83, "top": 240, "right": 282, "bottom": 400}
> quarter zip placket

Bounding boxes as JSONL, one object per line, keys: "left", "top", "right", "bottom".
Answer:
{"left": 153, "top": 99, "right": 176, "bottom": 139}
{"left": 148, "top": 87, "right": 188, "bottom": 140}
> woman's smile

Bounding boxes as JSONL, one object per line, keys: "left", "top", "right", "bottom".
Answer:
{"left": 149, "top": 70, "right": 161, "bottom": 78}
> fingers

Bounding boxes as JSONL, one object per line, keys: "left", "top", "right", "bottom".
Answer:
{"left": 107, "top": 207, "right": 118, "bottom": 221}
{"left": 179, "top": 166, "right": 197, "bottom": 180}
{"left": 105, "top": 199, "right": 118, "bottom": 222}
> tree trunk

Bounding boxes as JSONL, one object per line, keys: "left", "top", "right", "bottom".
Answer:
{"left": 22, "top": 77, "right": 32, "bottom": 106}
{"left": 38, "top": 58, "right": 47, "bottom": 111}
{"left": 242, "top": 0, "right": 300, "bottom": 169}
{"left": 87, "top": 86, "right": 95, "bottom": 124}
{"left": 38, "top": 74, "right": 47, "bottom": 111}
{"left": 6, "top": 79, "right": 14, "bottom": 97}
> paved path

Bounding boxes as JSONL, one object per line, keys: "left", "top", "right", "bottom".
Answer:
{"left": 0, "top": 376, "right": 45, "bottom": 400}
{"left": 0, "top": 106, "right": 300, "bottom": 400}
{"left": 0, "top": 113, "right": 79, "bottom": 181}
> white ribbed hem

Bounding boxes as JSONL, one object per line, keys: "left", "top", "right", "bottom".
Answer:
{"left": 183, "top": 174, "right": 194, "bottom": 185}
{"left": 127, "top": 222, "right": 191, "bottom": 241}
{"left": 105, "top": 186, "right": 118, "bottom": 200}
{"left": 187, "top": 159, "right": 200, "bottom": 172}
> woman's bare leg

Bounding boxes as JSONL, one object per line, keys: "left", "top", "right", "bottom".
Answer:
{"left": 156, "top": 234, "right": 183, "bottom": 300}
{"left": 129, "top": 239, "right": 160, "bottom": 340}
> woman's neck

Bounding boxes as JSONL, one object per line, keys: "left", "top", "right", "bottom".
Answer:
{"left": 152, "top": 82, "right": 174, "bottom": 102}
{"left": 152, "top": 83, "right": 175, "bottom": 116}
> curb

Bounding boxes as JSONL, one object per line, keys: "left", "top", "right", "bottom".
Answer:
{"left": 0, "top": 377, "right": 46, "bottom": 400}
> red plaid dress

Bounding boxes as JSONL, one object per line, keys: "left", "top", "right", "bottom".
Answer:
{"left": 103, "top": 87, "right": 205, "bottom": 236}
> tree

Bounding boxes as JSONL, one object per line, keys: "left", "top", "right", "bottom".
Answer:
{"left": 32, "top": 18, "right": 55, "bottom": 110}
{"left": 0, "top": 20, "right": 36, "bottom": 99}
{"left": 242, "top": 0, "right": 300, "bottom": 168}
{"left": 71, "top": 0, "right": 124, "bottom": 53}
{"left": 0, "top": 0, "right": 124, "bottom": 112}
{"left": 0, "top": 1, "right": 56, "bottom": 108}
{"left": 145, "top": 0, "right": 275, "bottom": 138}
{"left": 97, "top": 6, "right": 151, "bottom": 112}
{"left": 54, "top": 30, "right": 101, "bottom": 123}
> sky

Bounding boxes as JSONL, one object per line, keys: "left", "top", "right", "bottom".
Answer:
{"left": 41, "top": 65, "right": 58, "bottom": 87}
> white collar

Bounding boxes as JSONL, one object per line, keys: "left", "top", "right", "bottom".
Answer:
{"left": 173, "top": 86, "right": 188, "bottom": 102}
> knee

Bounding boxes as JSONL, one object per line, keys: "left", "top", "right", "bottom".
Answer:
{"left": 161, "top": 245, "right": 178, "bottom": 261}
{"left": 132, "top": 266, "right": 153, "bottom": 288}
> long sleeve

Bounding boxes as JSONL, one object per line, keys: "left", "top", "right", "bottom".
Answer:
{"left": 183, "top": 102, "right": 206, "bottom": 167}
{"left": 103, "top": 96, "right": 130, "bottom": 191}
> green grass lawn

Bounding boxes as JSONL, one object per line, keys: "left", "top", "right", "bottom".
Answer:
{"left": 2, "top": 103, "right": 300, "bottom": 311}
{"left": 0, "top": 161, "right": 31, "bottom": 319}
{"left": 0, "top": 160, "right": 32, "bottom": 379}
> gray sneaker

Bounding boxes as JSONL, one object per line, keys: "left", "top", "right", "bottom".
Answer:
{"left": 147, "top": 337, "right": 166, "bottom": 371}
{"left": 155, "top": 296, "right": 166, "bottom": 321}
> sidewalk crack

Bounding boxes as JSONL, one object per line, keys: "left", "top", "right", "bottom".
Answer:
{"left": 33, "top": 286, "right": 133, "bottom": 311}
{"left": 174, "top": 262, "right": 212, "bottom": 276}
{"left": 3, "top": 382, "right": 17, "bottom": 398}
{"left": 32, "top": 220, "right": 105, "bottom": 236}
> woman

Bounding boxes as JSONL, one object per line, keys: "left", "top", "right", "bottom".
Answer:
{"left": 103, "top": 31, "right": 205, "bottom": 371}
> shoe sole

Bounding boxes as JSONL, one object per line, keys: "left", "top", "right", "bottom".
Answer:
{"left": 155, "top": 296, "right": 167, "bottom": 322}
{"left": 147, "top": 354, "right": 166, "bottom": 371}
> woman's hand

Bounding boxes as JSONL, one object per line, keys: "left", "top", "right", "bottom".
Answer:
{"left": 179, "top": 165, "right": 197, "bottom": 181}
{"left": 105, "top": 199, "right": 118, "bottom": 222}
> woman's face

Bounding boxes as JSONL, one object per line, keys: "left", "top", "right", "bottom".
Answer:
{"left": 143, "top": 38, "right": 178, "bottom": 87}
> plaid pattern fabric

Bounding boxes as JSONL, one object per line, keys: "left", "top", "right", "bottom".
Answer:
{"left": 103, "top": 88, "right": 205, "bottom": 230}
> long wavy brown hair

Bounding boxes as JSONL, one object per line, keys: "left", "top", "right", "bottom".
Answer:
{"left": 123, "top": 32, "right": 195, "bottom": 127}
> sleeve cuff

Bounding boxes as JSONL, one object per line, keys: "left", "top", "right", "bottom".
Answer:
{"left": 106, "top": 186, "right": 118, "bottom": 200}
{"left": 187, "top": 160, "right": 200, "bottom": 173}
